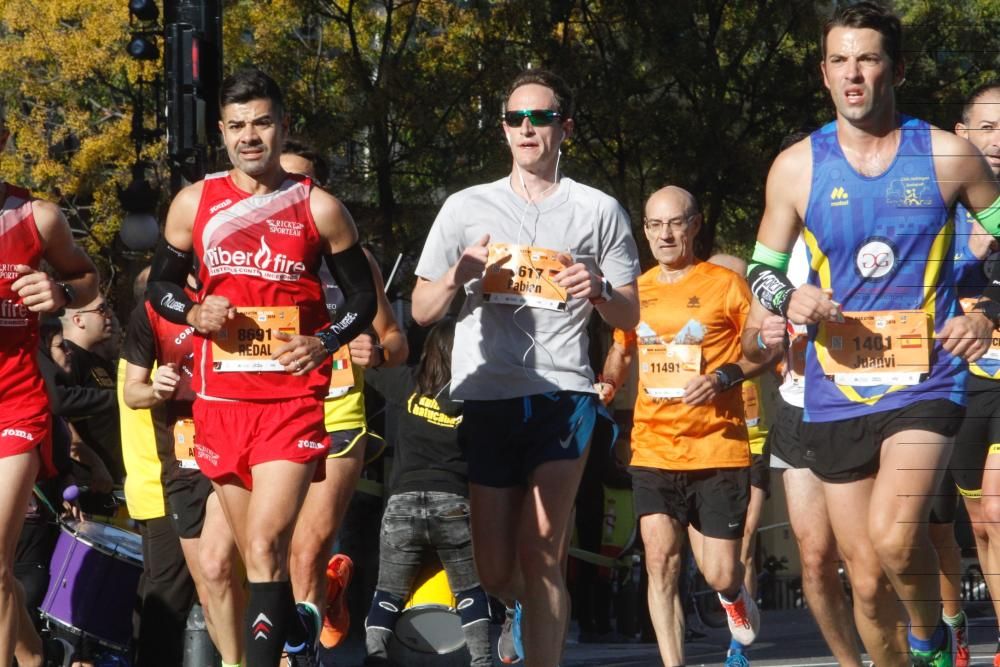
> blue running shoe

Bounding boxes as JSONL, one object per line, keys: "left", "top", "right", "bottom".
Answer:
{"left": 498, "top": 605, "right": 522, "bottom": 664}
{"left": 512, "top": 602, "right": 524, "bottom": 661}
{"left": 284, "top": 602, "right": 321, "bottom": 665}
{"left": 726, "top": 638, "right": 749, "bottom": 666}
{"left": 725, "top": 654, "right": 750, "bottom": 667}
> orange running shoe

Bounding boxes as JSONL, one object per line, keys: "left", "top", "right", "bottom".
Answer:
{"left": 319, "top": 553, "right": 354, "bottom": 649}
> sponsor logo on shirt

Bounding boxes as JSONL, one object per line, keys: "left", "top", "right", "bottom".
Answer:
{"left": 0, "top": 428, "right": 33, "bottom": 441}
{"left": 0, "top": 298, "right": 29, "bottom": 326}
{"left": 266, "top": 219, "right": 305, "bottom": 237}
{"left": 209, "top": 198, "right": 233, "bottom": 214}
{"left": 887, "top": 177, "right": 933, "bottom": 207}
{"left": 854, "top": 237, "right": 897, "bottom": 281}
{"left": 203, "top": 236, "right": 306, "bottom": 281}
{"left": 830, "top": 186, "right": 849, "bottom": 207}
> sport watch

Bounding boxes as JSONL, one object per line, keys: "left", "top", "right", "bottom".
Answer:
{"left": 56, "top": 281, "right": 75, "bottom": 308}
{"left": 589, "top": 277, "right": 613, "bottom": 305}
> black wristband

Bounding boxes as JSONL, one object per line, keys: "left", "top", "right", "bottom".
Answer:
{"left": 975, "top": 297, "right": 1000, "bottom": 330}
{"left": 747, "top": 263, "right": 796, "bottom": 316}
{"left": 714, "top": 363, "right": 745, "bottom": 392}
{"left": 316, "top": 329, "right": 342, "bottom": 355}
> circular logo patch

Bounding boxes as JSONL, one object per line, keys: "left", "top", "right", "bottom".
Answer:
{"left": 854, "top": 237, "right": 897, "bottom": 281}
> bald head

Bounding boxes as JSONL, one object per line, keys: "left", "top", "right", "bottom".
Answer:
{"left": 645, "top": 185, "right": 699, "bottom": 219}
{"left": 643, "top": 185, "right": 702, "bottom": 271}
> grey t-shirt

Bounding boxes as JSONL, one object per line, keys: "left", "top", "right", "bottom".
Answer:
{"left": 416, "top": 176, "right": 640, "bottom": 400}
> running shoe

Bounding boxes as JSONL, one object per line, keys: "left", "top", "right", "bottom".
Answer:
{"left": 319, "top": 553, "right": 354, "bottom": 649}
{"left": 285, "top": 602, "right": 321, "bottom": 665}
{"left": 950, "top": 613, "right": 969, "bottom": 667}
{"left": 726, "top": 637, "right": 749, "bottom": 666}
{"left": 718, "top": 586, "right": 760, "bottom": 646}
{"left": 498, "top": 604, "right": 522, "bottom": 664}
{"left": 993, "top": 640, "right": 1000, "bottom": 667}
{"left": 910, "top": 626, "right": 954, "bottom": 667}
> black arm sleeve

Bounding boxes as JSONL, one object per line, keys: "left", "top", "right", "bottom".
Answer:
{"left": 322, "top": 242, "right": 378, "bottom": 344}
{"left": 146, "top": 238, "right": 195, "bottom": 325}
{"left": 747, "top": 263, "right": 796, "bottom": 316}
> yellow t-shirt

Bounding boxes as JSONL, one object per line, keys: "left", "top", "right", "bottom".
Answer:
{"left": 118, "top": 358, "right": 166, "bottom": 520}
{"left": 323, "top": 349, "right": 367, "bottom": 433}
{"left": 615, "top": 262, "right": 750, "bottom": 471}
{"left": 742, "top": 377, "right": 767, "bottom": 456}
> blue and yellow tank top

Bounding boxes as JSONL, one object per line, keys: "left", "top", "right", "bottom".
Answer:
{"left": 802, "top": 116, "right": 966, "bottom": 422}
{"left": 953, "top": 204, "right": 1000, "bottom": 380}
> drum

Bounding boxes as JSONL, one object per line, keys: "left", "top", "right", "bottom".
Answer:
{"left": 393, "top": 564, "right": 465, "bottom": 655}
{"left": 40, "top": 520, "right": 143, "bottom": 651}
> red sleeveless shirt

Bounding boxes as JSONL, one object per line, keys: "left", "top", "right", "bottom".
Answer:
{"left": 191, "top": 172, "right": 332, "bottom": 400}
{"left": 0, "top": 184, "right": 49, "bottom": 419}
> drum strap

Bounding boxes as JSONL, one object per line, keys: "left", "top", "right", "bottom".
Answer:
{"left": 32, "top": 486, "right": 59, "bottom": 517}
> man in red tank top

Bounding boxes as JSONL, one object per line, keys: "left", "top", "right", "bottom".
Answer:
{"left": 146, "top": 69, "right": 377, "bottom": 666}
{"left": 0, "top": 105, "right": 99, "bottom": 665}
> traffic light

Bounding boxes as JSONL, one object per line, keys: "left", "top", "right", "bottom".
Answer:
{"left": 126, "top": 0, "right": 160, "bottom": 61}
{"left": 129, "top": 0, "right": 158, "bottom": 22}
{"left": 165, "top": 0, "right": 222, "bottom": 179}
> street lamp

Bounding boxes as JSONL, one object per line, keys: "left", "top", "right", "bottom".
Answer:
{"left": 117, "top": 162, "right": 160, "bottom": 251}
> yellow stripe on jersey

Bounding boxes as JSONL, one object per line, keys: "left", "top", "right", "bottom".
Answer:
{"left": 921, "top": 219, "right": 952, "bottom": 320}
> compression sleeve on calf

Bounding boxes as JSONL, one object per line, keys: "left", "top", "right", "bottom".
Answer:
{"left": 972, "top": 194, "right": 1000, "bottom": 237}
{"left": 320, "top": 242, "right": 378, "bottom": 349}
{"left": 146, "top": 239, "right": 196, "bottom": 325}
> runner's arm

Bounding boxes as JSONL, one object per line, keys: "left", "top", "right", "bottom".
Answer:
{"left": 312, "top": 188, "right": 377, "bottom": 349}
{"left": 593, "top": 281, "right": 640, "bottom": 331}
{"left": 347, "top": 249, "right": 407, "bottom": 369}
{"left": 19, "top": 199, "right": 98, "bottom": 312}
{"left": 740, "top": 300, "right": 786, "bottom": 364}
{"left": 412, "top": 233, "right": 491, "bottom": 326}
{"left": 147, "top": 184, "right": 213, "bottom": 327}
{"left": 598, "top": 337, "right": 635, "bottom": 405}
{"left": 756, "top": 144, "right": 839, "bottom": 324}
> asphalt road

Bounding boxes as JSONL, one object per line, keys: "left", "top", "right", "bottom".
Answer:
{"left": 321, "top": 607, "right": 1000, "bottom": 666}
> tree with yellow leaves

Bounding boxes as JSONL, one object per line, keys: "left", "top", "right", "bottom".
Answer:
{"left": 0, "top": 0, "right": 162, "bottom": 264}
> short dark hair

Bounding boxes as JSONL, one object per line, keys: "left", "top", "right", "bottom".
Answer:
{"left": 282, "top": 138, "right": 330, "bottom": 187}
{"left": 219, "top": 68, "right": 285, "bottom": 118}
{"left": 822, "top": 1, "right": 902, "bottom": 67}
{"left": 505, "top": 69, "right": 574, "bottom": 118}
{"left": 962, "top": 82, "right": 1000, "bottom": 125}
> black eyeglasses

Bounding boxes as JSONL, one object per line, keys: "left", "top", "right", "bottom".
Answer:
{"left": 503, "top": 109, "right": 562, "bottom": 127}
{"left": 644, "top": 216, "right": 697, "bottom": 234}
{"left": 77, "top": 303, "right": 111, "bottom": 316}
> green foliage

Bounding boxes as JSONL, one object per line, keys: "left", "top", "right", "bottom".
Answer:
{"left": 4, "top": 0, "right": 1000, "bottom": 277}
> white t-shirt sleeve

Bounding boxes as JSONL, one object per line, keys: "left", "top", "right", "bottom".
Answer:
{"left": 596, "top": 198, "right": 641, "bottom": 286}
{"left": 415, "top": 195, "right": 463, "bottom": 282}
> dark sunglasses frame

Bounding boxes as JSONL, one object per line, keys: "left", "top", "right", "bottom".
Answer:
{"left": 503, "top": 109, "right": 562, "bottom": 127}
{"left": 77, "top": 303, "right": 111, "bottom": 316}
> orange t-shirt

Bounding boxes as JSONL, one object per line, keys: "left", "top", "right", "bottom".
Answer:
{"left": 615, "top": 262, "right": 750, "bottom": 471}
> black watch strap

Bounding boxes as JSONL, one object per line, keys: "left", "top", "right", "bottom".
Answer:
{"left": 714, "top": 363, "right": 746, "bottom": 392}
{"left": 56, "top": 281, "right": 75, "bottom": 308}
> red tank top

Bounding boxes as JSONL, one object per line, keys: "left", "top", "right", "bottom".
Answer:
{"left": 0, "top": 184, "right": 50, "bottom": 419}
{"left": 191, "top": 172, "right": 331, "bottom": 400}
